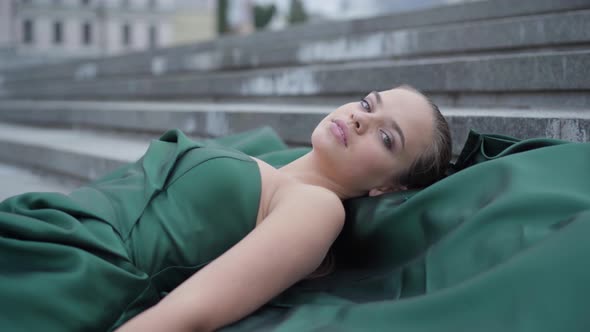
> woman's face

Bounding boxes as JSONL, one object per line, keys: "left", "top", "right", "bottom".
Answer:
{"left": 311, "top": 87, "right": 435, "bottom": 197}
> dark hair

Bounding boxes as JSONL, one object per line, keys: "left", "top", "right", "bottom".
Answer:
{"left": 395, "top": 85, "right": 452, "bottom": 189}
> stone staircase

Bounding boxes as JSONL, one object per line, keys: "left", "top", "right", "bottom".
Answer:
{"left": 0, "top": 0, "right": 588, "bottom": 199}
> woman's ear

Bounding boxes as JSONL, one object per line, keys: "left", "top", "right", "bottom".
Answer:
{"left": 368, "top": 184, "right": 407, "bottom": 197}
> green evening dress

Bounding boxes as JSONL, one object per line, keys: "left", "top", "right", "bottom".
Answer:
{"left": 0, "top": 129, "right": 272, "bottom": 331}
{"left": 1, "top": 127, "right": 589, "bottom": 332}
{"left": 224, "top": 131, "right": 590, "bottom": 332}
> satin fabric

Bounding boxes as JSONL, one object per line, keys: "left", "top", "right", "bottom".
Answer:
{"left": 224, "top": 130, "right": 590, "bottom": 332}
{"left": 1, "top": 128, "right": 588, "bottom": 331}
{"left": 0, "top": 128, "right": 269, "bottom": 331}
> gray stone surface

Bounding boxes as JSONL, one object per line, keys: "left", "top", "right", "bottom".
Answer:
{"left": 0, "top": 163, "right": 76, "bottom": 201}
{"left": 87, "top": 9, "right": 590, "bottom": 75}
{"left": 1, "top": 0, "right": 588, "bottom": 83}
{"left": 0, "top": 123, "right": 149, "bottom": 181}
{"left": 432, "top": 92, "right": 590, "bottom": 109}
{"left": 336, "top": 0, "right": 590, "bottom": 36}
{"left": 0, "top": 101, "right": 330, "bottom": 145}
{"left": 443, "top": 108, "right": 590, "bottom": 153}
{"left": 0, "top": 101, "right": 587, "bottom": 151}
{"left": 1, "top": 108, "right": 588, "bottom": 194}
{"left": 293, "top": 11, "right": 590, "bottom": 64}
{"left": 0, "top": 104, "right": 588, "bottom": 184}
{"left": 2, "top": 51, "right": 589, "bottom": 103}
{"left": 0, "top": 100, "right": 331, "bottom": 136}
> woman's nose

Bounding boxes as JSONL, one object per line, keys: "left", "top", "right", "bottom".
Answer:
{"left": 350, "top": 111, "right": 368, "bottom": 134}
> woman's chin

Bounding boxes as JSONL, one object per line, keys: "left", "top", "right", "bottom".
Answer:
{"left": 311, "top": 134, "right": 340, "bottom": 157}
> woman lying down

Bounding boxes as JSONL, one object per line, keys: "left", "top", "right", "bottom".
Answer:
{"left": 0, "top": 86, "right": 590, "bottom": 331}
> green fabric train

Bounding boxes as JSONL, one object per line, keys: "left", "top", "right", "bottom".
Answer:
{"left": 225, "top": 129, "right": 590, "bottom": 332}
{"left": 1, "top": 127, "right": 589, "bottom": 331}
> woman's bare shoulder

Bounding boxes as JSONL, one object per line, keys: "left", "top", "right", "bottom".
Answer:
{"left": 250, "top": 157, "right": 285, "bottom": 225}
{"left": 271, "top": 180, "right": 345, "bottom": 229}
{"left": 251, "top": 157, "right": 344, "bottom": 227}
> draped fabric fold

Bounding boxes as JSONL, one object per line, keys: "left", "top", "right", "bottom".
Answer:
{"left": 1, "top": 127, "right": 588, "bottom": 332}
{"left": 227, "top": 130, "right": 590, "bottom": 332}
{"left": 0, "top": 128, "right": 266, "bottom": 331}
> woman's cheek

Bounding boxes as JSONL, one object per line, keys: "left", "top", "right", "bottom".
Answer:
{"left": 352, "top": 148, "right": 384, "bottom": 173}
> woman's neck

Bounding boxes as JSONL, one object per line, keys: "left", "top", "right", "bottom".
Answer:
{"left": 278, "top": 151, "right": 358, "bottom": 200}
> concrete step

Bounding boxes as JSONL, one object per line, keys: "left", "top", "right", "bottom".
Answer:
{"left": 2, "top": 51, "right": 589, "bottom": 109}
{"left": 1, "top": 6, "right": 588, "bottom": 84}
{"left": 0, "top": 100, "right": 587, "bottom": 154}
{"left": 0, "top": 162, "right": 77, "bottom": 201}
{"left": 0, "top": 122, "right": 150, "bottom": 182}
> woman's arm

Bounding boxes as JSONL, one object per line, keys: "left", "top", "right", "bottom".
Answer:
{"left": 116, "top": 185, "right": 345, "bottom": 332}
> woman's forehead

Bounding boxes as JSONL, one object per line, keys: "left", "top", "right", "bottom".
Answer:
{"left": 379, "top": 88, "right": 427, "bottom": 109}
{"left": 378, "top": 88, "right": 434, "bottom": 151}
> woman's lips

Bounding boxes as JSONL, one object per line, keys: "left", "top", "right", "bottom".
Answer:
{"left": 330, "top": 119, "right": 348, "bottom": 146}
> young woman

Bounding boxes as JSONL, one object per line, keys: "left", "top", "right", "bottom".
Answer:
{"left": 0, "top": 85, "right": 451, "bottom": 331}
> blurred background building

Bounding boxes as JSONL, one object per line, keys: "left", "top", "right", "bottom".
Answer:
{"left": 0, "top": 0, "right": 482, "bottom": 69}
{"left": 173, "top": 0, "right": 216, "bottom": 44}
{"left": 219, "top": 0, "right": 484, "bottom": 35}
{"left": 0, "top": 0, "right": 220, "bottom": 69}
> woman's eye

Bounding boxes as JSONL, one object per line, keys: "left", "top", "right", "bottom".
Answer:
{"left": 360, "top": 99, "right": 371, "bottom": 112}
{"left": 380, "top": 130, "right": 393, "bottom": 149}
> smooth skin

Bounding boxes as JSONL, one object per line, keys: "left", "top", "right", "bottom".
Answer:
{"left": 116, "top": 87, "right": 434, "bottom": 331}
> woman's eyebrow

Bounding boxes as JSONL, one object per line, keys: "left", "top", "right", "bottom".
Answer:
{"left": 370, "top": 91, "right": 382, "bottom": 105}
{"left": 391, "top": 119, "right": 406, "bottom": 150}
{"left": 369, "top": 91, "right": 406, "bottom": 149}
